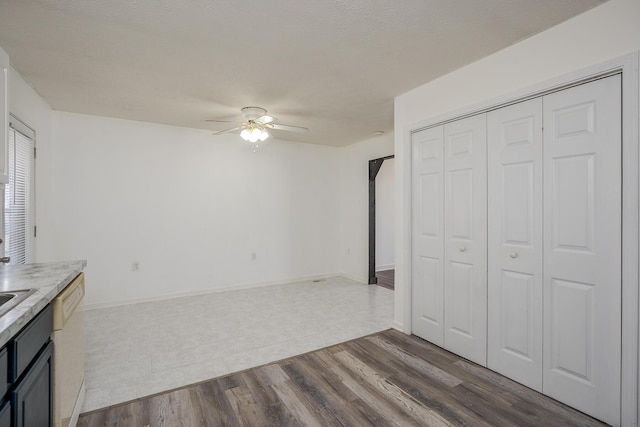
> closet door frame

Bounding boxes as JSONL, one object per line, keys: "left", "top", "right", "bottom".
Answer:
{"left": 404, "top": 52, "right": 639, "bottom": 426}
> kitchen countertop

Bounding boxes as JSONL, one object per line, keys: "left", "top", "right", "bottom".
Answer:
{"left": 0, "top": 260, "right": 87, "bottom": 348}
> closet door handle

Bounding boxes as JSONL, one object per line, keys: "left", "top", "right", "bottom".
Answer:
{"left": 460, "top": 246, "right": 467, "bottom": 252}
{"left": 510, "top": 252, "right": 518, "bottom": 259}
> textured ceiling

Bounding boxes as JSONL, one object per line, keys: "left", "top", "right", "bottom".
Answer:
{"left": 0, "top": 1, "right": 605, "bottom": 146}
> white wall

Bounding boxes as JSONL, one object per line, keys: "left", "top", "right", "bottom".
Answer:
{"left": 338, "top": 134, "right": 394, "bottom": 282}
{"left": 375, "top": 158, "right": 394, "bottom": 271}
{"left": 5, "top": 42, "right": 393, "bottom": 308}
{"left": 393, "top": 0, "right": 640, "bottom": 330}
{"left": 6, "top": 56, "right": 345, "bottom": 308}
{"left": 47, "top": 112, "right": 341, "bottom": 307}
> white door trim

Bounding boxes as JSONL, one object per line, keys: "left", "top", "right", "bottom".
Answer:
{"left": 402, "top": 51, "right": 639, "bottom": 426}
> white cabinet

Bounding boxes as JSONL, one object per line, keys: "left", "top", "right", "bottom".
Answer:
{"left": 0, "top": 46, "right": 8, "bottom": 184}
{"left": 413, "top": 75, "right": 622, "bottom": 426}
{"left": 411, "top": 114, "right": 487, "bottom": 366}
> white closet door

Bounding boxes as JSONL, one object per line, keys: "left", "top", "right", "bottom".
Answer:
{"left": 487, "top": 98, "right": 543, "bottom": 390}
{"left": 411, "top": 126, "right": 445, "bottom": 345}
{"left": 443, "top": 114, "right": 487, "bottom": 366}
{"left": 543, "top": 75, "right": 621, "bottom": 426}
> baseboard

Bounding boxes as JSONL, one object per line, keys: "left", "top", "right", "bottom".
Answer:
{"left": 84, "top": 272, "right": 345, "bottom": 310}
{"left": 391, "top": 320, "right": 406, "bottom": 334}
{"left": 339, "top": 273, "right": 368, "bottom": 284}
{"left": 375, "top": 264, "right": 395, "bottom": 272}
{"left": 69, "top": 381, "right": 85, "bottom": 427}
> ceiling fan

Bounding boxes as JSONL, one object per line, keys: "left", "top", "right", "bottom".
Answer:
{"left": 207, "top": 106, "right": 308, "bottom": 145}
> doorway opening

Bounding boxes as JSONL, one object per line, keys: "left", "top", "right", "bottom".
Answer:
{"left": 368, "top": 155, "right": 394, "bottom": 288}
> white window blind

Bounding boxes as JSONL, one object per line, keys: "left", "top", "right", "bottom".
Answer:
{"left": 4, "top": 115, "right": 34, "bottom": 264}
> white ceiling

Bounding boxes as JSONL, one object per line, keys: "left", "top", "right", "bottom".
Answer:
{"left": 0, "top": 0, "right": 605, "bottom": 146}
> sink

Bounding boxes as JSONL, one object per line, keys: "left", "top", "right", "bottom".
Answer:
{"left": 0, "top": 289, "right": 36, "bottom": 318}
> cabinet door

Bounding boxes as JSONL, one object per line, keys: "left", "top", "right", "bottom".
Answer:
{"left": 0, "top": 400, "right": 10, "bottom": 427}
{"left": 0, "top": 346, "right": 8, "bottom": 399}
{"left": 487, "top": 98, "right": 543, "bottom": 390}
{"left": 443, "top": 114, "right": 487, "bottom": 366}
{"left": 13, "top": 341, "right": 53, "bottom": 427}
{"left": 411, "top": 126, "right": 445, "bottom": 345}
{"left": 542, "top": 75, "right": 621, "bottom": 426}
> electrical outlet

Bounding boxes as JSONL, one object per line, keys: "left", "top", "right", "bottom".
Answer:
{"left": 131, "top": 262, "right": 140, "bottom": 271}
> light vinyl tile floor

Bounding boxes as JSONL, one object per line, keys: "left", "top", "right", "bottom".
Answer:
{"left": 81, "top": 276, "right": 394, "bottom": 413}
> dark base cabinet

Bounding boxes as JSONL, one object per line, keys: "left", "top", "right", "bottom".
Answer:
{"left": 12, "top": 341, "right": 52, "bottom": 427}
{"left": 0, "top": 305, "right": 53, "bottom": 427}
{"left": 0, "top": 401, "right": 10, "bottom": 427}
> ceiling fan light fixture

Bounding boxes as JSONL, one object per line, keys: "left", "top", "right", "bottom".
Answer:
{"left": 251, "top": 127, "right": 262, "bottom": 140}
{"left": 241, "top": 106, "right": 267, "bottom": 120}
{"left": 212, "top": 106, "right": 305, "bottom": 147}
{"left": 240, "top": 124, "right": 270, "bottom": 143}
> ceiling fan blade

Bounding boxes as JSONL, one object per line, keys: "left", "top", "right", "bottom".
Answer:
{"left": 256, "top": 115, "right": 275, "bottom": 124}
{"left": 270, "top": 123, "right": 308, "bottom": 133}
{"left": 212, "top": 127, "right": 240, "bottom": 135}
{"left": 206, "top": 119, "right": 236, "bottom": 123}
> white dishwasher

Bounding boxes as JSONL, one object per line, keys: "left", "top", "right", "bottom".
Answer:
{"left": 52, "top": 273, "right": 86, "bottom": 427}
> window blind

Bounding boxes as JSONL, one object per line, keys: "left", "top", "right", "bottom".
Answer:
{"left": 4, "top": 116, "right": 34, "bottom": 264}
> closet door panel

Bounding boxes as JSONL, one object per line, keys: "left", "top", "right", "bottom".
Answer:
{"left": 488, "top": 99, "right": 543, "bottom": 390}
{"left": 543, "top": 75, "right": 621, "bottom": 426}
{"left": 444, "top": 114, "right": 487, "bottom": 366}
{"left": 411, "top": 126, "right": 445, "bottom": 345}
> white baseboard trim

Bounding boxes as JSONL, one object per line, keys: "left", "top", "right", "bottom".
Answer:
{"left": 84, "top": 272, "right": 348, "bottom": 310}
{"left": 68, "top": 381, "right": 85, "bottom": 427}
{"left": 391, "top": 320, "right": 406, "bottom": 334}
{"left": 339, "top": 273, "right": 368, "bottom": 284}
{"left": 375, "top": 264, "right": 395, "bottom": 272}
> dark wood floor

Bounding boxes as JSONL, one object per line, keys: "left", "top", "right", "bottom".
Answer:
{"left": 376, "top": 269, "right": 394, "bottom": 290}
{"left": 78, "top": 329, "right": 607, "bottom": 427}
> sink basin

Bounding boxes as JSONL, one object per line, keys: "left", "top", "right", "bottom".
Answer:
{"left": 0, "top": 289, "right": 35, "bottom": 318}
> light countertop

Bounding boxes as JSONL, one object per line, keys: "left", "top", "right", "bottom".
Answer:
{"left": 0, "top": 260, "right": 87, "bottom": 347}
